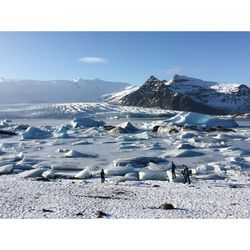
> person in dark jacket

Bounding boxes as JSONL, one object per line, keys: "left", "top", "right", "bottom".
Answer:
{"left": 100, "top": 169, "right": 105, "bottom": 183}
{"left": 171, "top": 161, "right": 176, "bottom": 180}
{"left": 182, "top": 165, "right": 191, "bottom": 184}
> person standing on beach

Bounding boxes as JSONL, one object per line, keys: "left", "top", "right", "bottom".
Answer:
{"left": 171, "top": 161, "right": 176, "bottom": 180}
{"left": 100, "top": 169, "right": 106, "bottom": 184}
{"left": 182, "top": 165, "right": 191, "bottom": 184}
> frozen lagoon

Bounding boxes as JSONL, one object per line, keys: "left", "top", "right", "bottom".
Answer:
{"left": 0, "top": 104, "right": 249, "bottom": 218}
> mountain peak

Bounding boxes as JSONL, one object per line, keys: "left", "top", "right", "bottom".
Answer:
{"left": 146, "top": 75, "right": 160, "bottom": 83}
{"left": 172, "top": 74, "right": 190, "bottom": 83}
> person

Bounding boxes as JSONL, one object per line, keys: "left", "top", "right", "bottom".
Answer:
{"left": 182, "top": 165, "right": 191, "bottom": 184}
{"left": 171, "top": 161, "right": 176, "bottom": 180}
{"left": 100, "top": 169, "right": 105, "bottom": 183}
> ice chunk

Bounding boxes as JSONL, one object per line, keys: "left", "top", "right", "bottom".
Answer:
{"left": 173, "top": 150, "right": 205, "bottom": 157}
{"left": 139, "top": 170, "right": 166, "bottom": 181}
{"left": 71, "top": 140, "right": 93, "bottom": 145}
{"left": 64, "top": 150, "right": 98, "bottom": 158}
{"left": 113, "top": 156, "right": 167, "bottom": 168}
{"left": 56, "top": 125, "right": 69, "bottom": 133}
{"left": 0, "top": 120, "right": 11, "bottom": 128}
{"left": 105, "top": 164, "right": 135, "bottom": 176}
{"left": 42, "top": 169, "right": 55, "bottom": 179}
{"left": 21, "top": 126, "right": 51, "bottom": 139}
{"left": 176, "top": 143, "right": 196, "bottom": 150}
{"left": 0, "top": 164, "right": 14, "bottom": 174}
{"left": 166, "top": 112, "right": 238, "bottom": 128}
{"left": 75, "top": 168, "right": 92, "bottom": 179}
{"left": 14, "top": 158, "right": 40, "bottom": 170}
{"left": 195, "top": 173, "right": 226, "bottom": 180}
{"left": 180, "top": 132, "right": 197, "bottom": 139}
{"left": 57, "top": 148, "right": 70, "bottom": 153}
{"left": 51, "top": 164, "right": 84, "bottom": 171}
{"left": 110, "top": 121, "right": 139, "bottom": 134}
{"left": 117, "top": 132, "right": 149, "bottom": 142}
{"left": 117, "top": 144, "right": 140, "bottom": 150}
{"left": 196, "top": 164, "right": 222, "bottom": 174}
{"left": 18, "top": 168, "right": 46, "bottom": 178}
{"left": 71, "top": 117, "right": 105, "bottom": 128}
{"left": 0, "top": 149, "right": 6, "bottom": 155}
{"left": 53, "top": 132, "right": 69, "bottom": 139}
{"left": 147, "top": 162, "right": 169, "bottom": 171}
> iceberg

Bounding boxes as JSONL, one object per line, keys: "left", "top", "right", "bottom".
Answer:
{"left": 105, "top": 165, "right": 135, "bottom": 176}
{"left": 109, "top": 121, "right": 139, "bottom": 134}
{"left": 21, "top": 126, "right": 51, "bottom": 139}
{"left": 75, "top": 168, "right": 92, "bottom": 179}
{"left": 0, "top": 164, "right": 14, "bottom": 174}
{"left": 139, "top": 170, "right": 166, "bottom": 181}
{"left": 166, "top": 112, "right": 239, "bottom": 128}
{"left": 71, "top": 117, "right": 105, "bottom": 128}
{"left": 64, "top": 150, "right": 98, "bottom": 158}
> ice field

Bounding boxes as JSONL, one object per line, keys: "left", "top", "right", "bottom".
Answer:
{"left": 0, "top": 103, "right": 249, "bottom": 218}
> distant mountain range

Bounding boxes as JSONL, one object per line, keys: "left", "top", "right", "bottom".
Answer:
{"left": 0, "top": 77, "right": 130, "bottom": 104}
{"left": 1, "top": 75, "right": 250, "bottom": 115}
{"left": 111, "top": 75, "right": 250, "bottom": 115}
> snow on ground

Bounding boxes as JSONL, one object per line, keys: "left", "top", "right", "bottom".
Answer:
{"left": 0, "top": 175, "right": 249, "bottom": 219}
{"left": 0, "top": 104, "right": 249, "bottom": 218}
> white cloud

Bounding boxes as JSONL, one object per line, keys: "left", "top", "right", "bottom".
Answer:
{"left": 78, "top": 57, "right": 107, "bottom": 64}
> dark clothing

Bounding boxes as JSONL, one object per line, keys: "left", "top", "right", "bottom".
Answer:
{"left": 100, "top": 170, "right": 105, "bottom": 183}
{"left": 171, "top": 162, "right": 176, "bottom": 179}
{"left": 183, "top": 165, "right": 191, "bottom": 184}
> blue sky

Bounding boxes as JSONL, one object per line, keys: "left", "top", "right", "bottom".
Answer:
{"left": 0, "top": 32, "right": 250, "bottom": 85}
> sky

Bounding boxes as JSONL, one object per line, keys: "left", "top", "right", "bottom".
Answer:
{"left": 1, "top": 32, "right": 250, "bottom": 85}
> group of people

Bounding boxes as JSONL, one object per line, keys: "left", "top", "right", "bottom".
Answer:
{"left": 171, "top": 161, "right": 191, "bottom": 184}
{"left": 100, "top": 162, "right": 191, "bottom": 184}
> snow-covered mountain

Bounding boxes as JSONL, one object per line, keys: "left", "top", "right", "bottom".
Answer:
{"left": 116, "top": 75, "right": 250, "bottom": 115}
{"left": 0, "top": 77, "right": 130, "bottom": 104}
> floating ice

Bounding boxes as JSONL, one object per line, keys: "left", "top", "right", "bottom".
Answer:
{"left": 57, "top": 148, "right": 70, "bottom": 153}
{"left": 195, "top": 173, "right": 226, "bottom": 180}
{"left": 53, "top": 132, "right": 69, "bottom": 139}
{"left": 117, "top": 144, "right": 140, "bottom": 150}
{"left": 105, "top": 164, "right": 135, "bottom": 176}
{"left": 196, "top": 164, "right": 223, "bottom": 174}
{"left": 172, "top": 150, "right": 205, "bottom": 157}
{"left": 0, "top": 164, "right": 14, "bottom": 174}
{"left": 64, "top": 150, "right": 98, "bottom": 158}
{"left": 53, "top": 125, "right": 70, "bottom": 138}
{"left": 71, "top": 140, "right": 93, "bottom": 145}
{"left": 42, "top": 169, "right": 55, "bottom": 179}
{"left": 51, "top": 164, "right": 84, "bottom": 171}
{"left": 18, "top": 168, "right": 46, "bottom": 178}
{"left": 0, "top": 149, "right": 6, "bottom": 155}
{"left": 166, "top": 112, "right": 239, "bottom": 128}
{"left": 139, "top": 170, "right": 166, "bottom": 181}
{"left": 147, "top": 162, "right": 169, "bottom": 171}
{"left": 117, "top": 132, "right": 149, "bottom": 142}
{"left": 75, "top": 168, "right": 92, "bottom": 179}
{"left": 180, "top": 132, "right": 197, "bottom": 139}
{"left": 71, "top": 117, "right": 105, "bottom": 128}
{"left": 110, "top": 121, "right": 139, "bottom": 134}
{"left": 0, "top": 120, "right": 11, "bottom": 128}
{"left": 113, "top": 156, "right": 167, "bottom": 168}
{"left": 14, "top": 158, "right": 40, "bottom": 170}
{"left": 176, "top": 143, "right": 196, "bottom": 150}
{"left": 21, "top": 126, "right": 51, "bottom": 139}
